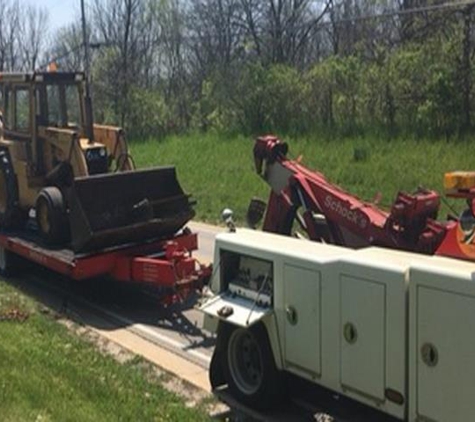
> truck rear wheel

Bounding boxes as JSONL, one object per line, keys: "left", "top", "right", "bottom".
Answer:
{"left": 221, "top": 322, "right": 283, "bottom": 409}
{"left": 209, "top": 347, "right": 226, "bottom": 390}
{"left": 36, "top": 187, "right": 70, "bottom": 245}
{"left": 0, "top": 148, "right": 27, "bottom": 230}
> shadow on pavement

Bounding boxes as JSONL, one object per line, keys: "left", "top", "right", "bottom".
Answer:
{"left": 4, "top": 259, "right": 215, "bottom": 354}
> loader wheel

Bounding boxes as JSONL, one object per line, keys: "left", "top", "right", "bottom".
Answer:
{"left": 221, "top": 322, "right": 283, "bottom": 410}
{"left": 36, "top": 187, "right": 70, "bottom": 245}
{"left": 0, "top": 148, "right": 27, "bottom": 229}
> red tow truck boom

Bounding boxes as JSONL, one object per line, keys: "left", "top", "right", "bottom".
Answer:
{"left": 253, "top": 135, "right": 475, "bottom": 262}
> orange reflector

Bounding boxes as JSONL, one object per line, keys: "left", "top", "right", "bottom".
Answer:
{"left": 444, "top": 171, "right": 475, "bottom": 194}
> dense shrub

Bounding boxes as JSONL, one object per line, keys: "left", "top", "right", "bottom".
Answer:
{"left": 92, "top": 24, "right": 474, "bottom": 140}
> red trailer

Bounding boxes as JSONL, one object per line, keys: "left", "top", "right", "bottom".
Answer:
{"left": 0, "top": 228, "right": 211, "bottom": 303}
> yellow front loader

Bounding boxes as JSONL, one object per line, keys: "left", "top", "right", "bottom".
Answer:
{"left": 0, "top": 71, "right": 194, "bottom": 253}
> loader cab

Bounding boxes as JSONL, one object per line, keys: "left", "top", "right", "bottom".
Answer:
{"left": 0, "top": 75, "right": 34, "bottom": 138}
{"left": 0, "top": 72, "right": 88, "bottom": 136}
{"left": 0, "top": 72, "right": 94, "bottom": 178}
{"left": 33, "top": 72, "right": 86, "bottom": 132}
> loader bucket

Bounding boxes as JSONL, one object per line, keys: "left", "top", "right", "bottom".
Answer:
{"left": 68, "top": 167, "right": 195, "bottom": 253}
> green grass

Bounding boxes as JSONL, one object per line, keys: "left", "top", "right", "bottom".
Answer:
{"left": 131, "top": 133, "right": 475, "bottom": 223}
{"left": 131, "top": 133, "right": 270, "bottom": 224}
{"left": 0, "top": 281, "right": 209, "bottom": 422}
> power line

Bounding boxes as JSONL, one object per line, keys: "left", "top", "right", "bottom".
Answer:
{"left": 325, "top": 0, "right": 475, "bottom": 26}
{"left": 191, "top": 0, "right": 475, "bottom": 36}
{"left": 41, "top": 0, "right": 475, "bottom": 69}
{"left": 263, "top": 0, "right": 475, "bottom": 33}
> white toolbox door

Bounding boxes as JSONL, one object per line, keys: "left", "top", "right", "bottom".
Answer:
{"left": 200, "top": 292, "right": 272, "bottom": 328}
{"left": 284, "top": 264, "right": 321, "bottom": 377}
{"left": 416, "top": 286, "right": 475, "bottom": 421}
{"left": 340, "top": 275, "right": 386, "bottom": 402}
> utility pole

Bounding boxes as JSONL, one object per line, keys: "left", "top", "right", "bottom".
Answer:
{"left": 80, "top": 0, "right": 94, "bottom": 142}
{"left": 81, "top": 0, "right": 90, "bottom": 78}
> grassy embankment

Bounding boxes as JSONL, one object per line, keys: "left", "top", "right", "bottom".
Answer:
{"left": 131, "top": 132, "right": 475, "bottom": 224}
{"left": 0, "top": 281, "right": 210, "bottom": 422}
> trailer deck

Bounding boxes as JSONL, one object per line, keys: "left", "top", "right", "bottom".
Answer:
{"left": 0, "top": 228, "right": 210, "bottom": 298}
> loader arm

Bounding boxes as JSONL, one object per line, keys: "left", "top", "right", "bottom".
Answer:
{"left": 93, "top": 125, "right": 134, "bottom": 171}
{"left": 254, "top": 136, "right": 448, "bottom": 254}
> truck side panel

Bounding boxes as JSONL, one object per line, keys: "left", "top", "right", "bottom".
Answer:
{"left": 340, "top": 275, "right": 386, "bottom": 402}
{"left": 283, "top": 264, "right": 322, "bottom": 379}
{"left": 409, "top": 257, "right": 475, "bottom": 422}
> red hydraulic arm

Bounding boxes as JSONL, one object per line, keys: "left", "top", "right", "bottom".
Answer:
{"left": 253, "top": 136, "right": 451, "bottom": 255}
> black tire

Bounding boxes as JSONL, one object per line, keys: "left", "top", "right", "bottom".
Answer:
{"left": 220, "top": 322, "right": 283, "bottom": 410}
{"left": 0, "top": 148, "right": 27, "bottom": 230}
{"left": 36, "top": 187, "right": 70, "bottom": 245}
{"left": 209, "top": 347, "right": 226, "bottom": 390}
{"left": 0, "top": 245, "right": 21, "bottom": 277}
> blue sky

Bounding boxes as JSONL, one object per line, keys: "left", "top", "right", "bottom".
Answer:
{"left": 33, "top": 0, "right": 78, "bottom": 32}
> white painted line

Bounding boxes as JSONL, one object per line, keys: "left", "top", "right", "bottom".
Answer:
{"left": 189, "top": 221, "right": 224, "bottom": 234}
{"left": 132, "top": 323, "right": 212, "bottom": 364}
{"left": 28, "top": 258, "right": 213, "bottom": 367}
{"left": 99, "top": 306, "right": 212, "bottom": 366}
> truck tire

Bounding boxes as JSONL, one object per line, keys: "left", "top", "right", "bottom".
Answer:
{"left": 221, "top": 322, "right": 283, "bottom": 410}
{"left": 209, "top": 347, "right": 226, "bottom": 390}
{"left": 0, "top": 148, "right": 27, "bottom": 230}
{"left": 36, "top": 187, "right": 70, "bottom": 245}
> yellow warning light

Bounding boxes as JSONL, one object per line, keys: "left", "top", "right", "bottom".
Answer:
{"left": 444, "top": 171, "right": 475, "bottom": 194}
{"left": 47, "top": 62, "right": 58, "bottom": 72}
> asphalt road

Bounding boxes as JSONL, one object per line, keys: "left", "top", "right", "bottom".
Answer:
{"left": 6, "top": 221, "right": 223, "bottom": 370}
{"left": 69, "top": 221, "right": 225, "bottom": 367}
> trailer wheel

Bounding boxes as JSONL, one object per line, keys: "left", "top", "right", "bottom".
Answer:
{"left": 222, "top": 322, "right": 282, "bottom": 409}
{"left": 36, "top": 187, "right": 70, "bottom": 245}
{"left": 0, "top": 148, "right": 27, "bottom": 229}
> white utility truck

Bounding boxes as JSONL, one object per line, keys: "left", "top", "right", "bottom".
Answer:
{"left": 201, "top": 227, "right": 475, "bottom": 421}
